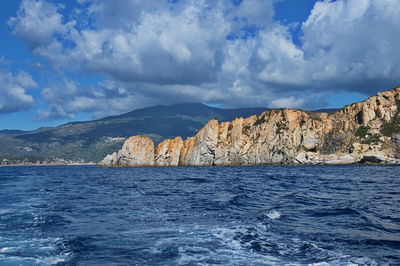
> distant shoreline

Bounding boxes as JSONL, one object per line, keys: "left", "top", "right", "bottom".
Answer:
{"left": 0, "top": 162, "right": 95, "bottom": 167}
{"left": 3, "top": 161, "right": 399, "bottom": 168}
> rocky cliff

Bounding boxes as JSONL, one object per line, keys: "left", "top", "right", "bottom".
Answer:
{"left": 98, "top": 87, "right": 400, "bottom": 166}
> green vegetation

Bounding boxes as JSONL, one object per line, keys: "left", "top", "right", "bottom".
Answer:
{"left": 307, "top": 112, "right": 323, "bottom": 121}
{"left": 320, "top": 131, "right": 346, "bottom": 154}
{"left": 381, "top": 100, "right": 400, "bottom": 137}
{"left": 382, "top": 122, "right": 400, "bottom": 137}
{"left": 243, "top": 125, "right": 251, "bottom": 134}
{"left": 0, "top": 103, "right": 267, "bottom": 162}
{"left": 275, "top": 122, "right": 289, "bottom": 134}
{"left": 254, "top": 116, "right": 266, "bottom": 126}
{"left": 0, "top": 154, "right": 49, "bottom": 162}
{"left": 355, "top": 126, "right": 370, "bottom": 138}
{"left": 360, "top": 134, "right": 382, "bottom": 145}
{"left": 0, "top": 154, "right": 63, "bottom": 165}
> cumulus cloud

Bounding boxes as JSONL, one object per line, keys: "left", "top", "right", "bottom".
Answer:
{"left": 8, "top": 0, "right": 68, "bottom": 50}
{"left": 270, "top": 96, "right": 306, "bottom": 109}
{"left": 236, "top": 0, "right": 276, "bottom": 27}
{"left": 8, "top": 0, "right": 400, "bottom": 120}
{"left": 36, "top": 79, "right": 162, "bottom": 120}
{"left": 0, "top": 70, "right": 37, "bottom": 113}
{"left": 300, "top": 0, "right": 400, "bottom": 93}
{"left": 86, "top": 0, "right": 167, "bottom": 29}
{"left": 225, "top": 0, "right": 400, "bottom": 98}
{"left": 68, "top": 5, "right": 228, "bottom": 85}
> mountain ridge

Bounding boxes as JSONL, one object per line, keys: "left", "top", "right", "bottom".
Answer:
{"left": 0, "top": 103, "right": 271, "bottom": 163}
{"left": 99, "top": 87, "right": 400, "bottom": 166}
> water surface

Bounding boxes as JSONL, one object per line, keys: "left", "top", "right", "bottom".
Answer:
{"left": 0, "top": 165, "right": 399, "bottom": 265}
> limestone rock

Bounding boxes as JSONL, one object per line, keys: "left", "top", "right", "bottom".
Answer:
{"left": 98, "top": 152, "right": 118, "bottom": 166}
{"left": 101, "top": 136, "right": 155, "bottom": 166}
{"left": 303, "top": 135, "right": 318, "bottom": 151}
{"left": 98, "top": 87, "right": 400, "bottom": 167}
{"left": 325, "top": 154, "right": 358, "bottom": 165}
{"left": 360, "top": 155, "right": 387, "bottom": 164}
{"left": 393, "top": 134, "right": 400, "bottom": 143}
{"left": 360, "top": 152, "right": 397, "bottom": 164}
{"left": 295, "top": 152, "right": 308, "bottom": 164}
{"left": 179, "top": 120, "right": 220, "bottom": 166}
{"left": 155, "top": 137, "right": 183, "bottom": 166}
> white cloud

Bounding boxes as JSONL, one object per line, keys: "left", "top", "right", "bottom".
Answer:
{"left": 8, "top": 0, "right": 400, "bottom": 120}
{"left": 67, "top": 5, "right": 229, "bottom": 85}
{"left": 270, "top": 96, "right": 306, "bottom": 109}
{"left": 301, "top": 0, "right": 400, "bottom": 93}
{"left": 0, "top": 70, "right": 37, "bottom": 113}
{"left": 8, "top": 0, "right": 67, "bottom": 49}
{"left": 86, "top": 0, "right": 167, "bottom": 29}
{"left": 249, "top": 25, "right": 307, "bottom": 86}
{"left": 236, "top": 0, "right": 276, "bottom": 27}
{"left": 36, "top": 79, "right": 161, "bottom": 120}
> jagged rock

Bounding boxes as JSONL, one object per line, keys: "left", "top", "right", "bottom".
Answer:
{"left": 325, "top": 154, "right": 358, "bottom": 164}
{"left": 155, "top": 137, "right": 183, "bottom": 166}
{"left": 99, "top": 87, "right": 400, "bottom": 167}
{"left": 179, "top": 120, "right": 220, "bottom": 166}
{"left": 118, "top": 136, "right": 155, "bottom": 166}
{"left": 361, "top": 155, "right": 386, "bottom": 164}
{"left": 360, "top": 152, "right": 397, "bottom": 164}
{"left": 303, "top": 135, "right": 318, "bottom": 151}
{"left": 393, "top": 134, "right": 400, "bottom": 143}
{"left": 99, "top": 136, "right": 154, "bottom": 166}
{"left": 98, "top": 152, "right": 118, "bottom": 166}
{"left": 351, "top": 143, "right": 371, "bottom": 154}
{"left": 295, "top": 152, "right": 308, "bottom": 163}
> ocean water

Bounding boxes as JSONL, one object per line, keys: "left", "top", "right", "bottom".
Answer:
{"left": 0, "top": 165, "right": 399, "bottom": 266}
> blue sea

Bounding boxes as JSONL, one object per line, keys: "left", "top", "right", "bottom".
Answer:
{"left": 0, "top": 165, "right": 399, "bottom": 265}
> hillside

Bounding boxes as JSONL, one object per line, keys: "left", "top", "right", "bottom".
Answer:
{"left": 100, "top": 87, "right": 400, "bottom": 166}
{"left": 0, "top": 103, "right": 268, "bottom": 162}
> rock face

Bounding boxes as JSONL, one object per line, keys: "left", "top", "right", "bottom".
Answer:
{"left": 99, "top": 87, "right": 400, "bottom": 166}
{"left": 98, "top": 136, "right": 154, "bottom": 166}
{"left": 154, "top": 137, "right": 184, "bottom": 166}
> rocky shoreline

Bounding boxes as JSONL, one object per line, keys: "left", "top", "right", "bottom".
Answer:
{"left": 1, "top": 163, "right": 95, "bottom": 167}
{"left": 99, "top": 87, "right": 400, "bottom": 167}
{"left": 1, "top": 158, "right": 94, "bottom": 167}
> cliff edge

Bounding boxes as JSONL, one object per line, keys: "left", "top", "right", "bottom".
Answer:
{"left": 98, "top": 87, "right": 400, "bottom": 166}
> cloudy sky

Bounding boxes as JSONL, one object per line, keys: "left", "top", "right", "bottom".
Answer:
{"left": 1, "top": 0, "right": 400, "bottom": 130}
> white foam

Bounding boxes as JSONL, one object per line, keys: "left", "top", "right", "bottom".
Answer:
{"left": 308, "top": 254, "right": 380, "bottom": 266}
{"left": 210, "top": 226, "right": 282, "bottom": 265}
{"left": 266, "top": 210, "right": 281, "bottom": 219}
{"left": 0, "top": 247, "right": 11, "bottom": 253}
{"left": 214, "top": 192, "right": 236, "bottom": 203}
{"left": 0, "top": 237, "right": 71, "bottom": 265}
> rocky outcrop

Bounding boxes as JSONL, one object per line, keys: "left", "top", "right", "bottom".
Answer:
{"left": 99, "top": 87, "right": 400, "bottom": 166}
{"left": 98, "top": 136, "right": 154, "bottom": 166}
{"left": 154, "top": 137, "right": 184, "bottom": 166}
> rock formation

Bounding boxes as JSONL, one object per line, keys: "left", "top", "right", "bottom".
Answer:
{"left": 99, "top": 87, "right": 400, "bottom": 166}
{"left": 98, "top": 136, "right": 154, "bottom": 166}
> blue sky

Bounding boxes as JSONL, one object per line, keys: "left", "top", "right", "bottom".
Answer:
{"left": 0, "top": 0, "right": 399, "bottom": 130}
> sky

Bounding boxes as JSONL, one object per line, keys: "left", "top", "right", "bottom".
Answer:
{"left": 1, "top": 0, "right": 400, "bottom": 130}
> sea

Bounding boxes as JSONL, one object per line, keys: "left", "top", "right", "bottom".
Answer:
{"left": 0, "top": 165, "right": 399, "bottom": 266}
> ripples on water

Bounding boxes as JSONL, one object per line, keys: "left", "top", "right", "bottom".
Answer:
{"left": 0, "top": 165, "right": 399, "bottom": 265}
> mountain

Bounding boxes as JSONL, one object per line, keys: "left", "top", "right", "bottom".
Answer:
{"left": 99, "top": 87, "right": 400, "bottom": 166}
{"left": 0, "top": 103, "right": 267, "bottom": 162}
{"left": 0, "top": 130, "right": 27, "bottom": 136}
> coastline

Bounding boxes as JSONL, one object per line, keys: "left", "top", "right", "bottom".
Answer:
{"left": 96, "top": 159, "right": 400, "bottom": 168}
{"left": 0, "top": 162, "right": 96, "bottom": 167}
{"left": 99, "top": 88, "right": 400, "bottom": 168}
